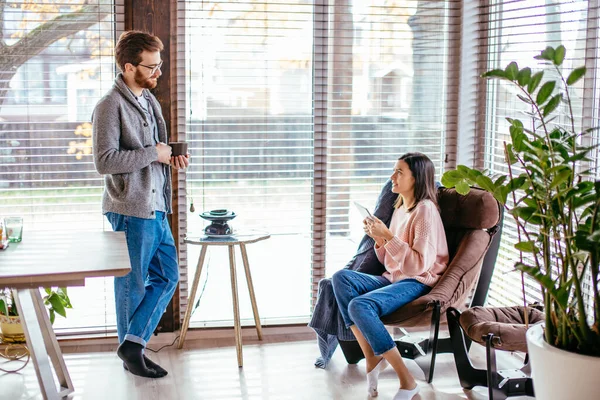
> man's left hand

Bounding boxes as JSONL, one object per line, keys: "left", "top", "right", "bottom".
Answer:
{"left": 171, "top": 154, "right": 190, "bottom": 170}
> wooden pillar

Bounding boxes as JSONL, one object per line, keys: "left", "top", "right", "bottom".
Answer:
{"left": 124, "top": 0, "right": 180, "bottom": 332}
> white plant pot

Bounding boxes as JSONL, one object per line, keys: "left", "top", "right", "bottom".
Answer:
{"left": 526, "top": 323, "right": 600, "bottom": 400}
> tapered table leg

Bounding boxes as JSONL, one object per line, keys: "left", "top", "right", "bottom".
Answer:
{"left": 178, "top": 245, "right": 208, "bottom": 349}
{"left": 239, "top": 243, "right": 263, "bottom": 340}
{"left": 228, "top": 245, "right": 243, "bottom": 367}
{"left": 14, "top": 289, "right": 74, "bottom": 400}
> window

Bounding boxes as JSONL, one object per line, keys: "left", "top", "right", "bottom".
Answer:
{"left": 0, "top": 1, "right": 124, "bottom": 335}
{"left": 180, "top": 0, "right": 458, "bottom": 327}
{"left": 478, "top": 0, "right": 596, "bottom": 307}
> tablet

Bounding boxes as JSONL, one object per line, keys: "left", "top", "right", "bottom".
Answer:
{"left": 353, "top": 201, "right": 372, "bottom": 218}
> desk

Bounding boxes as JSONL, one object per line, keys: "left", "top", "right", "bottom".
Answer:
{"left": 0, "top": 231, "right": 131, "bottom": 400}
{"left": 179, "top": 231, "right": 270, "bottom": 367}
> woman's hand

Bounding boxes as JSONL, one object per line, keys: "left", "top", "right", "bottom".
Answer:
{"left": 363, "top": 216, "right": 393, "bottom": 243}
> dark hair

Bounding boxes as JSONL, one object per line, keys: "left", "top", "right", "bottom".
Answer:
{"left": 115, "top": 31, "right": 164, "bottom": 72}
{"left": 394, "top": 152, "right": 438, "bottom": 211}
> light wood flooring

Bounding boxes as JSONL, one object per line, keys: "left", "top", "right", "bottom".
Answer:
{"left": 0, "top": 327, "right": 533, "bottom": 400}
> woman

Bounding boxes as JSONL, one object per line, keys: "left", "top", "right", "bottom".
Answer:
{"left": 331, "top": 153, "right": 449, "bottom": 400}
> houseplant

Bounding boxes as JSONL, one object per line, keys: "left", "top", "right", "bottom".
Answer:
{"left": 0, "top": 287, "right": 73, "bottom": 340}
{"left": 441, "top": 46, "right": 600, "bottom": 399}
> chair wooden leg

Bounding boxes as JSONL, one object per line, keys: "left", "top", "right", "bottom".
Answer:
{"left": 413, "top": 300, "right": 442, "bottom": 383}
{"left": 485, "top": 334, "right": 507, "bottom": 400}
{"left": 446, "top": 307, "right": 487, "bottom": 389}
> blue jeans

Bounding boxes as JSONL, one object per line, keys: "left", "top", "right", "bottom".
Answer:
{"left": 332, "top": 269, "right": 431, "bottom": 356}
{"left": 106, "top": 211, "right": 179, "bottom": 347}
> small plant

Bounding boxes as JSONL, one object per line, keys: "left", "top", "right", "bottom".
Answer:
{"left": 0, "top": 287, "right": 72, "bottom": 324}
{"left": 0, "top": 288, "right": 18, "bottom": 317}
{"left": 442, "top": 46, "right": 600, "bottom": 357}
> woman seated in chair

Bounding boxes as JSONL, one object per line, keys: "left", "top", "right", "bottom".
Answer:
{"left": 332, "top": 153, "right": 449, "bottom": 400}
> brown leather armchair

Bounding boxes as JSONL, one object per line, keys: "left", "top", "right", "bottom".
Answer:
{"left": 339, "top": 187, "right": 502, "bottom": 383}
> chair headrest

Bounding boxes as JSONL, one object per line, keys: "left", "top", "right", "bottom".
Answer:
{"left": 437, "top": 187, "right": 500, "bottom": 230}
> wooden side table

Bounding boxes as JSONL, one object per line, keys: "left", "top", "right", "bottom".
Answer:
{"left": 178, "top": 231, "right": 270, "bottom": 367}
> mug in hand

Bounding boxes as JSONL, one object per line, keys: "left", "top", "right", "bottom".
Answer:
{"left": 169, "top": 142, "right": 188, "bottom": 157}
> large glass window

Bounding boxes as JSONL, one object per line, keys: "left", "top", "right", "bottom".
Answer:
{"left": 181, "top": 0, "right": 457, "bottom": 327}
{"left": 481, "top": 0, "right": 591, "bottom": 307}
{"left": 0, "top": 0, "right": 123, "bottom": 335}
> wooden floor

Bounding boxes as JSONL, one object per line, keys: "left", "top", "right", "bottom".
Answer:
{"left": 0, "top": 329, "right": 533, "bottom": 400}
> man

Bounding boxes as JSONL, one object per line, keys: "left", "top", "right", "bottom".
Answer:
{"left": 92, "top": 31, "right": 189, "bottom": 378}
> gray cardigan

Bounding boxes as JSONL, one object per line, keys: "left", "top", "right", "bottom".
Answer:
{"left": 92, "top": 74, "right": 172, "bottom": 219}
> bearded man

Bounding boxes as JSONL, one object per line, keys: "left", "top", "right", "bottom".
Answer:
{"left": 92, "top": 31, "right": 189, "bottom": 378}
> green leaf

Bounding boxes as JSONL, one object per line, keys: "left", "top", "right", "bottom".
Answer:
{"left": 535, "top": 46, "right": 555, "bottom": 62}
{"left": 517, "top": 67, "right": 532, "bottom": 86}
{"left": 455, "top": 181, "right": 471, "bottom": 195}
{"left": 549, "top": 169, "right": 571, "bottom": 189}
{"left": 48, "top": 293, "right": 66, "bottom": 318}
{"left": 0, "top": 299, "right": 7, "bottom": 316}
{"left": 528, "top": 71, "right": 544, "bottom": 93}
{"left": 543, "top": 93, "right": 562, "bottom": 117}
{"left": 554, "top": 45, "right": 566, "bottom": 66}
{"left": 456, "top": 165, "right": 472, "bottom": 176}
{"left": 566, "top": 66, "right": 586, "bottom": 86}
{"left": 515, "top": 241, "right": 537, "bottom": 253}
{"left": 517, "top": 94, "right": 533, "bottom": 104}
{"left": 494, "top": 175, "right": 508, "bottom": 187}
{"left": 441, "top": 170, "right": 463, "bottom": 187}
{"left": 493, "top": 186, "right": 508, "bottom": 205}
{"left": 49, "top": 309, "right": 55, "bottom": 325}
{"left": 573, "top": 193, "right": 596, "bottom": 208}
{"left": 516, "top": 263, "right": 568, "bottom": 309}
{"left": 508, "top": 176, "right": 527, "bottom": 192}
{"left": 482, "top": 69, "right": 506, "bottom": 79}
{"left": 512, "top": 206, "right": 536, "bottom": 221}
{"left": 505, "top": 62, "right": 519, "bottom": 80}
{"left": 476, "top": 175, "right": 495, "bottom": 193}
{"left": 536, "top": 81, "right": 556, "bottom": 105}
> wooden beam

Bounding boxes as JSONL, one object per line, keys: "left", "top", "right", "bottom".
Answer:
{"left": 123, "top": 0, "right": 180, "bottom": 333}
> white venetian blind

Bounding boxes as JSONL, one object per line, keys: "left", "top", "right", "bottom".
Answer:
{"left": 323, "top": 0, "right": 461, "bottom": 277}
{"left": 0, "top": 0, "right": 124, "bottom": 334}
{"left": 479, "top": 0, "right": 599, "bottom": 309}
{"left": 181, "top": 0, "right": 315, "bottom": 326}
{"left": 178, "top": 0, "right": 460, "bottom": 327}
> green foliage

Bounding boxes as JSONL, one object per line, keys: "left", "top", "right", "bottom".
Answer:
{"left": 0, "top": 287, "right": 72, "bottom": 325}
{"left": 43, "top": 287, "right": 73, "bottom": 325}
{"left": 0, "top": 289, "right": 18, "bottom": 317}
{"left": 443, "top": 46, "right": 600, "bottom": 357}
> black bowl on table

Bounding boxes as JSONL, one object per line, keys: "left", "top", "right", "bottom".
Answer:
{"left": 200, "top": 210, "right": 236, "bottom": 236}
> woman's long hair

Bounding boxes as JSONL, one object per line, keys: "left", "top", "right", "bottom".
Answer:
{"left": 393, "top": 152, "right": 438, "bottom": 211}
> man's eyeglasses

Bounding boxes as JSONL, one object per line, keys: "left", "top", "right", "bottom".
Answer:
{"left": 137, "top": 61, "right": 163, "bottom": 75}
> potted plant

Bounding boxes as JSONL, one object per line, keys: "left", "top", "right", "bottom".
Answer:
{"left": 441, "top": 46, "right": 600, "bottom": 399}
{"left": 0, "top": 287, "right": 73, "bottom": 341}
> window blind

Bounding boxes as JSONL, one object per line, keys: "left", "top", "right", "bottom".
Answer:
{"left": 478, "top": 0, "right": 598, "bottom": 309}
{"left": 0, "top": 0, "right": 124, "bottom": 335}
{"left": 323, "top": 0, "right": 461, "bottom": 278}
{"left": 179, "top": 0, "right": 460, "bottom": 327}
{"left": 181, "top": 0, "right": 315, "bottom": 326}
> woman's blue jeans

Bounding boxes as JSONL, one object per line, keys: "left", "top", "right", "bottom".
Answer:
{"left": 332, "top": 269, "right": 431, "bottom": 356}
{"left": 106, "top": 211, "right": 179, "bottom": 347}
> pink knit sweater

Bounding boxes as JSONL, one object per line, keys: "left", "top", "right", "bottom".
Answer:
{"left": 374, "top": 199, "right": 449, "bottom": 287}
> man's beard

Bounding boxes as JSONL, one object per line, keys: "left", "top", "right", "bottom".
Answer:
{"left": 134, "top": 70, "right": 158, "bottom": 89}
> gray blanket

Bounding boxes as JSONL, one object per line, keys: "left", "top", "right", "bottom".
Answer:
{"left": 308, "top": 180, "right": 396, "bottom": 344}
